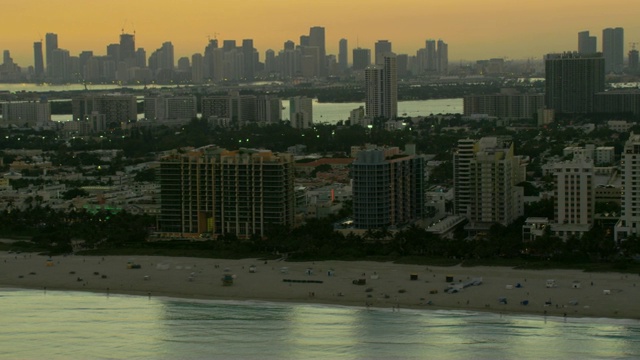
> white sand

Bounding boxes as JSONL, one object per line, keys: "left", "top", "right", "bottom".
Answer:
{"left": 1, "top": 252, "right": 639, "bottom": 319}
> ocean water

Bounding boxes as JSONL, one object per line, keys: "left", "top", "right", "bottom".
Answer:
{"left": 1, "top": 289, "right": 638, "bottom": 359}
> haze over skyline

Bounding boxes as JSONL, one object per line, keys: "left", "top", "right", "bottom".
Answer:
{"left": 3, "top": 0, "right": 640, "bottom": 67}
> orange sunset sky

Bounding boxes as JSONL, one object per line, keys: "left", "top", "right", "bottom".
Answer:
{"left": 3, "top": 0, "right": 639, "bottom": 67}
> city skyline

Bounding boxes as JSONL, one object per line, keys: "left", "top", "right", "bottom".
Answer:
{"left": 3, "top": 0, "right": 640, "bottom": 67}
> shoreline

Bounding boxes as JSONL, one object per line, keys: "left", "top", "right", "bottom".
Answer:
{"left": 2, "top": 252, "right": 639, "bottom": 321}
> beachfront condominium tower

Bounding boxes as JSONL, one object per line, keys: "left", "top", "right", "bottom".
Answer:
{"left": 33, "top": 41, "right": 44, "bottom": 80}
{"left": 603, "top": 27, "right": 624, "bottom": 73}
{"left": 578, "top": 31, "right": 597, "bottom": 54}
{"left": 544, "top": 52, "right": 605, "bottom": 114}
{"left": 615, "top": 133, "right": 640, "bottom": 242}
{"left": 157, "top": 146, "right": 295, "bottom": 239}
{"left": 552, "top": 153, "right": 594, "bottom": 239}
{"left": 453, "top": 137, "right": 525, "bottom": 233}
{"left": 364, "top": 53, "right": 397, "bottom": 120}
{"left": 351, "top": 148, "right": 424, "bottom": 230}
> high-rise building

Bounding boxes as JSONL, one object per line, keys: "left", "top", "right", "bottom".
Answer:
{"left": 578, "top": 31, "right": 597, "bottom": 54}
{"left": 629, "top": 48, "right": 639, "bottom": 71}
{"left": 242, "top": 39, "right": 255, "bottom": 80}
{"left": 615, "top": 132, "right": 640, "bottom": 242}
{"left": 202, "top": 91, "right": 257, "bottom": 127}
{"left": 264, "top": 49, "right": 276, "bottom": 73}
{"left": 144, "top": 95, "right": 197, "bottom": 121}
{"left": 545, "top": 52, "right": 605, "bottom": 113}
{"left": 289, "top": 96, "right": 313, "bottom": 129}
{"left": 45, "top": 33, "right": 58, "bottom": 74}
{"left": 177, "top": 57, "right": 190, "bottom": 72}
{"left": 436, "top": 40, "right": 448, "bottom": 74}
{"left": 603, "top": 27, "right": 624, "bottom": 73}
{"left": 453, "top": 137, "right": 525, "bottom": 233}
{"left": 463, "top": 91, "right": 545, "bottom": 119}
{"left": 222, "top": 40, "right": 236, "bottom": 52}
{"left": 135, "top": 48, "right": 146, "bottom": 68}
{"left": 593, "top": 90, "right": 640, "bottom": 116}
{"left": 339, "top": 38, "right": 348, "bottom": 71}
{"left": 160, "top": 41, "right": 175, "bottom": 70}
{"left": 309, "top": 26, "right": 326, "bottom": 76}
{"left": 49, "top": 48, "right": 70, "bottom": 83}
{"left": 256, "top": 95, "right": 282, "bottom": 124}
{"left": 425, "top": 40, "right": 437, "bottom": 72}
{"left": 279, "top": 46, "right": 299, "bottom": 79}
{"left": 157, "top": 146, "right": 295, "bottom": 239}
{"left": 72, "top": 94, "right": 137, "bottom": 124}
{"left": 33, "top": 41, "right": 44, "bottom": 80}
{"left": 396, "top": 54, "right": 408, "bottom": 78}
{"left": 364, "top": 53, "right": 397, "bottom": 119}
{"left": 374, "top": 40, "right": 392, "bottom": 65}
{"left": 284, "top": 40, "right": 295, "bottom": 51}
{"left": 119, "top": 33, "right": 135, "bottom": 64}
{"left": 0, "top": 99, "right": 51, "bottom": 127}
{"left": 352, "top": 48, "right": 371, "bottom": 70}
{"left": 351, "top": 148, "right": 424, "bottom": 230}
{"left": 191, "top": 53, "right": 204, "bottom": 83}
{"left": 552, "top": 153, "right": 594, "bottom": 239}
{"left": 300, "top": 46, "right": 319, "bottom": 78}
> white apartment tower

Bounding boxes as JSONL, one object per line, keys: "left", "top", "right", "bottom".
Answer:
{"left": 553, "top": 154, "right": 594, "bottom": 239}
{"left": 615, "top": 133, "right": 640, "bottom": 242}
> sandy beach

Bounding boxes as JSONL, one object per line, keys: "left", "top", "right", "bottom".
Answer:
{"left": 1, "top": 251, "right": 639, "bottom": 319}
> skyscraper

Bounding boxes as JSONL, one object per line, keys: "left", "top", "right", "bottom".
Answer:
{"left": 352, "top": 48, "right": 371, "bottom": 70}
{"left": 578, "top": 31, "right": 597, "bottom": 54}
{"left": 545, "top": 52, "right": 605, "bottom": 113}
{"left": 49, "top": 48, "right": 70, "bottom": 83}
{"left": 45, "top": 33, "right": 58, "bottom": 74}
{"left": 242, "top": 39, "right": 256, "bottom": 80}
{"left": 106, "top": 44, "right": 120, "bottom": 62}
{"left": 364, "top": 53, "right": 397, "bottom": 119}
{"left": 135, "top": 48, "right": 146, "bottom": 68}
{"left": 33, "top": 41, "right": 44, "bottom": 80}
{"left": 436, "top": 40, "right": 448, "bottom": 74}
{"left": 191, "top": 53, "right": 204, "bottom": 83}
{"left": 425, "top": 40, "right": 437, "bottom": 72}
{"left": 119, "top": 33, "right": 136, "bottom": 64}
{"left": 338, "top": 38, "right": 348, "bottom": 71}
{"left": 309, "top": 26, "right": 326, "bottom": 76}
{"left": 603, "top": 27, "right": 624, "bottom": 73}
{"left": 374, "top": 40, "right": 392, "bottom": 65}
